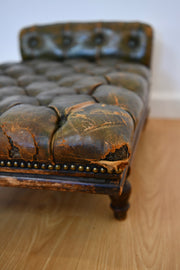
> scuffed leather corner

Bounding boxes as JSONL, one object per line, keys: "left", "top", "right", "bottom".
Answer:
{"left": 52, "top": 103, "right": 134, "bottom": 174}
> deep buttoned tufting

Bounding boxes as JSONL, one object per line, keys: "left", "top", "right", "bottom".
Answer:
{"left": 0, "top": 58, "right": 150, "bottom": 177}
{"left": 0, "top": 21, "right": 154, "bottom": 220}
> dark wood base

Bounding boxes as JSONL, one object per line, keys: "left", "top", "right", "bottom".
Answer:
{"left": 109, "top": 179, "right": 131, "bottom": 220}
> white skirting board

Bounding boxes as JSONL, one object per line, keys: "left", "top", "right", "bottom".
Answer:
{"left": 150, "top": 92, "right": 180, "bottom": 118}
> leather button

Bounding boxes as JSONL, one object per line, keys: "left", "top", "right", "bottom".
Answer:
{"left": 127, "top": 35, "right": 140, "bottom": 49}
{"left": 28, "top": 36, "right": 42, "bottom": 49}
{"left": 62, "top": 33, "right": 73, "bottom": 47}
{"left": 93, "top": 32, "right": 105, "bottom": 46}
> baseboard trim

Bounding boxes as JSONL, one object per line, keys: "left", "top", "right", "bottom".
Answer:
{"left": 150, "top": 92, "right": 180, "bottom": 118}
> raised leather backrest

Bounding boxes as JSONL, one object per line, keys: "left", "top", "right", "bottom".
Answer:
{"left": 20, "top": 22, "right": 153, "bottom": 67}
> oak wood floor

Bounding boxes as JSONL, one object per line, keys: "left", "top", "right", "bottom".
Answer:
{"left": 0, "top": 119, "right": 180, "bottom": 270}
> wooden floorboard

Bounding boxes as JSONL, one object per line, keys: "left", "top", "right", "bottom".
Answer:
{"left": 0, "top": 119, "right": 179, "bottom": 270}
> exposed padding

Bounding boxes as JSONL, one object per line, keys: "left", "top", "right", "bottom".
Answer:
{"left": 53, "top": 104, "right": 134, "bottom": 173}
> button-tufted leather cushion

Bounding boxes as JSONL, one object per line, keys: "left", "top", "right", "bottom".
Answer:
{"left": 0, "top": 58, "right": 150, "bottom": 178}
{"left": 20, "top": 22, "right": 152, "bottom": 67}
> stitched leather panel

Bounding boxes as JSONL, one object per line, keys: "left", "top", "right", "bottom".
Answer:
{"left": 0, "top": 59, "right": 150, "bottom": 173}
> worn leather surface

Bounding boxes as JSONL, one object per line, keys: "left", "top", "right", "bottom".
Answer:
{"left": 0, "top": 58, "right": 150, "bottom": 174}
{"left": 20, "top": 22, "right": 153, "bottom": 67}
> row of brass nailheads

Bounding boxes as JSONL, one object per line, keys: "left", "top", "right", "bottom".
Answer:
{"left": 0, "top": 160, "right": 107, "bottom": 174}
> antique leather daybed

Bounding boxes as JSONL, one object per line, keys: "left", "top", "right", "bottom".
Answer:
{"left": 0, "top": 22, "right": 153, "bottom": 220}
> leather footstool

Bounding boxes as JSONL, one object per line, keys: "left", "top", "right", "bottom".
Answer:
{"left": 0, "top": 22, "right": 153, "bottom": 220}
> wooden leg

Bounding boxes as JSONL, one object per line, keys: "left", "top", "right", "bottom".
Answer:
{"left": 109, "top": 179, "right": 131, "bottom": 220}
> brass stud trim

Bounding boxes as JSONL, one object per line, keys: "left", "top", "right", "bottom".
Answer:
{"left": 63, "top": 164, "right": 68, "bottom": 170}
{"left": 41, "top": 164, "right": 46, "bottom": 169}
{"left": 48, "top": 164, "right": 53, "bottom": 170}
{"left": 14, "top": 161, "right": 18, "bottom": 167}
{"left": 78, "top": 165, "right": 84, "bottom": 172}
{"left": 34, "top": 163, "right": 38, "bottom": 169}
{"left": 27, "top": 162, "right": 32, "bottom": 168}
{"left": 0, "top": 160, "right": 115, "bottom": 174}
{"left": 85, "top": 166, "right": 91, "bottom": 172}
{"left": 93, "top": 167, "right": 98, "bottom": 173}
{"left": 55, "top": 164, "right": 60, "bottom": 170}
{"left": 70, "top": 164, "right": 76, "bottom": 170}
{"left": 7, "top": 161, "right": 11, "bottom": 167}
{"left": 0, "top": 161, "right": 5, "bottom": 166}
{"left": 117, "top": 168, "right": 123, "bottom": 174}
{"left": 100, "top": 167, "right": 106, "bottom": 173}
{"left": 20, "top": 162, "right": 25, "bottom": 168}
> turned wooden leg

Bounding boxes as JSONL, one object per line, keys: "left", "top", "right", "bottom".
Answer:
{"left": 109, "top": 179, "right": 131, "bottom": 220}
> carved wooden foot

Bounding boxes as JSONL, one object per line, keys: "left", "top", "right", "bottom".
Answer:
{"left": 109, "top": 179, "right": 131, "bottom": 220}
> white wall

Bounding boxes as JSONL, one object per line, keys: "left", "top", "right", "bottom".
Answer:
{"left": 0, "top": 0, "right": 180, "bottom": 117}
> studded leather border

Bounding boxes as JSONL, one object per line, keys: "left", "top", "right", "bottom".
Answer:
{"left": 0, "top": 160, "right": 123, "bottom": 175}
